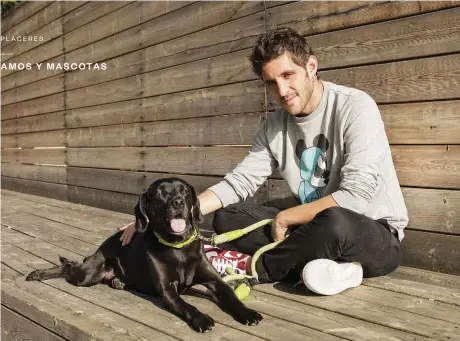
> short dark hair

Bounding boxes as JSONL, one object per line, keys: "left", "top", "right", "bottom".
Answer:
{"left": 250, "top": 27, "right": 317, "bottom": 78}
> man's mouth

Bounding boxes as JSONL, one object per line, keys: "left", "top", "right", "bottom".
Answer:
{"left": 283, "top": 95, "right": 296, "bottom": 105}
{"left": 170, "top": 218, "right": 186, "bottom": 234}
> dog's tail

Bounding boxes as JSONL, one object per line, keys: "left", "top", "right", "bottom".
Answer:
{"left": 25, "top": 255, "right": 77, "bottom": 282}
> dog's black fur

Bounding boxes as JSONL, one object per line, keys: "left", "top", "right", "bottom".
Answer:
{"left": 26, "top": 178, "right": 262, "bottom": 332}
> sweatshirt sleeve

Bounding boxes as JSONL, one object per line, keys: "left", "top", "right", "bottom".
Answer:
{"left": 331, "top": 94, "right": 389, "bottom": 213}
{"left": 208, "top": 119, "right": 278, "bottom": 207}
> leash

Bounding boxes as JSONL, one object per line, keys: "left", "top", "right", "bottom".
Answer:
{"left": 202, "top": 218, "right": 283, "bottom": 300}
{"left": 154, "top": 218, "right": 282, "bottom": 300}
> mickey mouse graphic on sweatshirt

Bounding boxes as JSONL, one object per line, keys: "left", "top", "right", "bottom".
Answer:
{"left": 296, "top": 134, "right": 330, "bottom": 204}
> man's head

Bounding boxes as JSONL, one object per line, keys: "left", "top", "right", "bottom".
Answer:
{"left": 250, "top": 27, "right": 321, "bottom": 116}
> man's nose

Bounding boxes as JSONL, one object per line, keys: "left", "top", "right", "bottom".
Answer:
{"left": 277, "top": 80, "right": 289, "bottom": 97}
{"left": 172, "top": 198, "right": 184, "bottom": 208}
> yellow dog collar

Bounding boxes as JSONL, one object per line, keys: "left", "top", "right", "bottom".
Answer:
{"left": 154, "top": 228, "right": 198, "bottom": 249}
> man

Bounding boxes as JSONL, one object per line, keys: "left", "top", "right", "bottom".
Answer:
{"left": 121, "top": 27, "right": 408, "bottom": 295}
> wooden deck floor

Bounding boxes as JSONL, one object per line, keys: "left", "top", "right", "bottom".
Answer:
{"left": 2, "top": 189, "right": 460, "bottom": 341}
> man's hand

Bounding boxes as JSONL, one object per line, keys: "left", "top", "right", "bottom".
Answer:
{"left": 119, "top": 222, "right": 136, "bottom": 246}
{"left": 271, "top": 212, "right": 290, "bottom": 242}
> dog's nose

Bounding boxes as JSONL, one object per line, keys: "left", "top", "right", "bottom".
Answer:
{"left": 172, "top": 198, "right": 184, "bottom": 208}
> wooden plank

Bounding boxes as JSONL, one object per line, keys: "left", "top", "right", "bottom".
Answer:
{"left": 1, "top": 74, "right": 65, "bottom": 105}
{"left": 1, "top": 93, "right": 65, "bottom": 120}
{"left": 66, "top": 49, "right": 255, "bottom": 108}
{"left": 1, "top": 164, "right": 66, "bottom": 184}
{"left": 1, "top": 177, "right": 67, "bottom": 201}
{"left": 63, "top": 1, "right": 187, "bottom": 51}
{"left": 1, "top": 1, "right": 51, "bottom": 33}
{"left": 67, "top": 146, "right": 250, "bottom": 175}
{"left": 67, "top": 167, "right": 268, "bottom": 202}
{"left": 1, "top": 189, "right": 132, "bottom": 224}
{"left": 17, "top": 130, "right": 66, "bottom": 148}
{"left": 1, "top": 134, "right": 16, "bottom": 148}
{"left": 67, "top": 167, "right": 146, "bottom": 194}
{"left": 66, "top": 113, "right": 262, "bottom": 147}
{"left": 1, "top": 56, "right": 64, "bottom": 92}
{"left": 3, "top": 147, "right": 66, "bottom": 166}
{"left": 63, "top": 1, "right": 131, "bottom": 34}
{"left": 237, "top": 287, "right": 437, "bottom": 341}
{"left": 320, "top": 54, "right": 460, "bottom": 103}
{"left": 1, "top": 265, "right": 177, "bottom": 341}
{"left": 1, "top": 213, "right": 108, "bottom": 246}
{"left": 65, "top": 12, "right": 264, "bottom": 90}
{"left": 61, "top": 1, "right": 87, "bottom": 17}
{"left": 64, "top": 1, "right": 263, "bottom": 65}
{"left": 1, "top": 111, "right": 65, "bottom": 134}
{"left": 1, "top": 37, "right": 64, "bottom": 78}
{"left": 1, "top": 18, "right": 63, "bottom": 62}
{"left": 402, "top": 229, "right": 460, "bottom": 275}
{"left": 342, "top": 285, "right": 460, "bottom": 324}
{"left": 363, "top": 273, "right": 460, "bottom": 307}
{"left": 65, "top": 81, "right": 264, "bottom": 128}
{"left": 266, "top": 1, "right": 460, "bottom": 35}
{"left": 389, "top": 266, "right": 460, "bottom": 291}
{"left": 393, "top": 145, "right": 460, "bottom": 189}
{"left": 403, "top": 187, "right": 460, "bottom": 235}
{"left": 14, "top": 148, "right": 66, "bottom": 165}
{"left": 1, "top": 305, "right": 68, "bottom": 341}
{"left": 2, "top": 198, "right": 125, "bottom": 234}
{"left": 255, "top": 284, "right": 459, "bottom": 341}
{"left": 2, "top": 217, "right": 98, "bottom": 257}
{"left": 68, "top": 185, "right": 138, "bottom": 215}
{"left": 310, "top": 7, "right": 460, "bottom": 69}
{"left": 1, "top": 197, "right": 131, "bottom": 234}
{"left": 380, "top": 100, "right": 460, "bottom": 144}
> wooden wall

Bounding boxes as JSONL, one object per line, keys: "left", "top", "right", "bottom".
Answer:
{"left": 2, "top": 1, "right": 459, "bottom": 274}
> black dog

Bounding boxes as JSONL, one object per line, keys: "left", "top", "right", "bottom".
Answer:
{"left": 26, "top": 178, "right": 262, "bottom": 332}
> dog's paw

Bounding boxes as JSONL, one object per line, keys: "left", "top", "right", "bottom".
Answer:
{"left": 111, "top": 278, "right": 126, "bottom": 290}
{"left": 189, "top": 313, "right": 215, "bottom": 333}
{"left": 235, "top": 308, "right": 263, "bottom": 326}
{"left": 25, "top": 270, "right": 43, "bottom": 281}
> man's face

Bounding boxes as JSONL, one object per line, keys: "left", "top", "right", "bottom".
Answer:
{"left": 261, "top": 53, "right": 315, "bottom": 116}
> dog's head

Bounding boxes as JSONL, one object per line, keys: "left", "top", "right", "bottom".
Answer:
{"left": 134, "top": 178, "right": 203, "bottom": 243}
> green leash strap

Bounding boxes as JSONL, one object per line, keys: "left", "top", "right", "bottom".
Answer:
{"left": 211, "top": 218, "right": 274, "bottom": 245}
{"left": 250, "top": 240, "right": 282, "bottom": 281}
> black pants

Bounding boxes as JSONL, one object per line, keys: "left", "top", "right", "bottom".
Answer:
{"left": 212, "top": 203, "right": 401, "bottom": 282}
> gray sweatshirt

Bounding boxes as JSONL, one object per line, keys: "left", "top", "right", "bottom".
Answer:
{"left": 209, "top": 81, "right": 408, "bottom": 240}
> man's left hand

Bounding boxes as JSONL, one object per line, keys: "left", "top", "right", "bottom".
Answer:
{"left": 271, "top": 212, "right": 290, "bottom": 242}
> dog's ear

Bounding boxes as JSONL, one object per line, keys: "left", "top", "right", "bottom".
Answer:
{"left": 190, "top": 185, "right": 203, "bottom": 224}
{"left": 134, "top": 191, "right": 149, "bottom": 232}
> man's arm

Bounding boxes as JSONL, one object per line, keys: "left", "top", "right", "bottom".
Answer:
{"left": 271, "top": 195, "right": 337, "bottom": 241}
{"left": 198, "top": 189, "right": 223, "bottom": 216}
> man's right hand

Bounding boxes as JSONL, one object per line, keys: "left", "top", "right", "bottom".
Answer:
{"left": 119, "top": 222, "right": 136, "bottom": 246}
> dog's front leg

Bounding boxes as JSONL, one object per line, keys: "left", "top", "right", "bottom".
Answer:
{"left": 160, "top": 281, "right": 215, "bottom": 333}
{"left": 198, "top": 262, "right": 262, "bottom": 326}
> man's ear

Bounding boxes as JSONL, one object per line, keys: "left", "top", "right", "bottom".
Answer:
{"left": 190, "top": 185, "right": 203, "bottom": 224}
{"left": 134, "top": 191, "right": 149, "bottom": 232}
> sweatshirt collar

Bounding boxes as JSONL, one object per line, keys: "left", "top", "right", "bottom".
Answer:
{"left": 293, "top": 81, "right": 329, "bottom": 123}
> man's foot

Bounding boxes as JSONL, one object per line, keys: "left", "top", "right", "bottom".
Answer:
{"left": 301, "top": 259, "right": 363, "bottom": 295}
